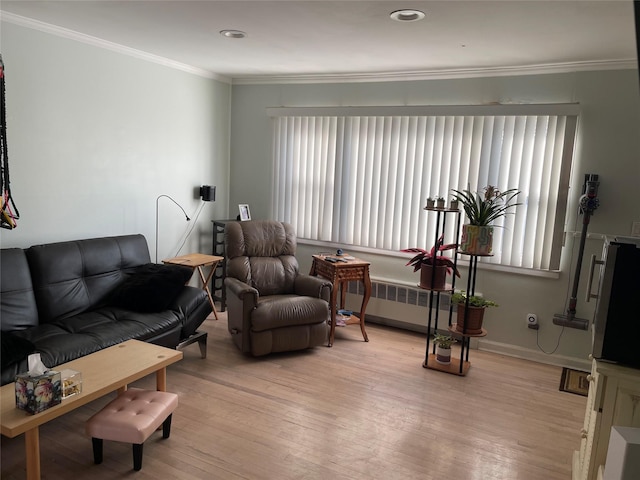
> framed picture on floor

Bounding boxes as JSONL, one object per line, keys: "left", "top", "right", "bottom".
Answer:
{"left": 239, "top": 204, "right": 251, "bottom": 221}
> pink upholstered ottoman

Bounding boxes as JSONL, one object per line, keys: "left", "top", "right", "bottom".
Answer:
{"left": 85, "top": 388, "right": 178, "bottom": 471}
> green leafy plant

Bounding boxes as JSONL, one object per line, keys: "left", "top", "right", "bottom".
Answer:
{"left": 401, "top": 234, "right": 461, "bottom": 277}
{"left": 451, "top": 185, "right": 521, "bottom": 226}
{"left": 433, "top": 333, "right": 456, "bottom": 349}
{"left": 451, "top": 291, "right": 498, "bottom": 308}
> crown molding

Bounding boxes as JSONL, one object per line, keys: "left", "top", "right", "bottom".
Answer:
{"left": 3, "top": 11, "right": 635, "bottom": 87}
{"left": 231, "top": 59, "right": 638, "bottom": 85}
{"left": 1, "top": 12, "right": 231, "bottom": 83}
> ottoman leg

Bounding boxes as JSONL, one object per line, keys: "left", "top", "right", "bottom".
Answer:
{"left": 133, "top": 443, "right": 143, "bottom": 471}
{"left": 92, "top": 438, "right": 103, "bottom": 464}
{"left": 163, "top": 414, "right": 173, "bottom": 439}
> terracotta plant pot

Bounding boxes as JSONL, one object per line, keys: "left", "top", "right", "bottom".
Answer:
{"left": 460, "top": 225, "right": 493, "bottom": 255}
{"left": 419, "top": 264, "right": 447, "bottom": 290}
{"left": 456, "top": 304, "right": 486, "bottom": 334}
{"left": 435, "top": 345, "right": 452, "bottom": 364}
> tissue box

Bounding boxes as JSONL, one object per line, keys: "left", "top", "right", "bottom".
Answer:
{"left": 60, "top": 369, "right": 82, "bottom": 399}
{"left": 15, "top": 370, "right": 62, "bottom": 414}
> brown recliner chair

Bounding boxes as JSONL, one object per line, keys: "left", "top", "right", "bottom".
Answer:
{"left": 224, "top": 220, "right": 331, "bottom": 356}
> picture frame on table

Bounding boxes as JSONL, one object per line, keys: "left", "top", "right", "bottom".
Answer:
{"left": 239, "top": 204, "right": 251, "bottom": 221}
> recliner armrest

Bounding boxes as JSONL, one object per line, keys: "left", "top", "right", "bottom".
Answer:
{"left": 224, "top": 277, "right": 259, "bottom": 354}
{"left": 225, "top": 277, "right": 259, "bottom": 307}
{"left": 294, "top": 274, "right": 332, "bottom": 302}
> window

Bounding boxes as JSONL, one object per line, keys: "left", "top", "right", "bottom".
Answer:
{"left": 269, "top": 104, "right": 579, "bottom": 271}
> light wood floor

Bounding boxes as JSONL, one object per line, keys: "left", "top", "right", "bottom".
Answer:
{"left": 1, "top": 312, "right": 587, "bottom": 480}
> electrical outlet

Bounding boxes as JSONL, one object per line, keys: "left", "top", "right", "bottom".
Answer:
{"left": 527, "top": 313, "right": 539, "bottom": 330}
{"left": 632, "top": 221, "right": 640, "bottom": 237}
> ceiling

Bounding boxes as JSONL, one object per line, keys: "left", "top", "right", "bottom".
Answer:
{"left": 1, "top": 0, "right": 637, "bottom": 83}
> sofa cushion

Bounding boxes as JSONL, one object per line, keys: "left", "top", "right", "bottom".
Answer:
{"left": 0, "top": 248, "right": 40, "bottom": 330}
{"left": 110, "top": 263, "right": 193, "bottom": 312}
{"left": 10, "top": 307, "right": 183, "bottom": 369}
{"left": 1, "top": 332, "right": 36, "bottom": 369}
{"left": 26, "top": 235, "right": 152, "bottom": 324}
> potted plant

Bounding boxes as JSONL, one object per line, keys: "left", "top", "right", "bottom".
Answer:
{"left": 401, "top": 235, "right": 461, "bottom": 290}
{"left": 451, "top": 185, "right": 520, "bottom": 255}
{"left": 425, "top": 197, "right": 435, "bottom": 209}
{"left": 451, "top": 291, "right": 498, "bottom": 334}
{"left": 433, "top": 333, "right": 456, "bottom": 364}
{"left": 436, "top": 196, "right": 445, "bottom": 209}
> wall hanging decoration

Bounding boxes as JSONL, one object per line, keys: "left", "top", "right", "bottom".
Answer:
{"left": 0, "top": 54, "right": 19, "bottom": 230}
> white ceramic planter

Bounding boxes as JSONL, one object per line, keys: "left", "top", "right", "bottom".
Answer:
{"left": 435, "top": 345, "right": 452, "bottom": 364}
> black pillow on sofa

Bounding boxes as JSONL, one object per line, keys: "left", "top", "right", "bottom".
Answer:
{"left": 1, "top": 332, "right": 36, "bottom": 369}
{"left": 110, "top": 263, "right": 193, "bottom": 313}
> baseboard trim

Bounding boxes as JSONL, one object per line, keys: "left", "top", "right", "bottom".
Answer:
{"left": 366, "top": 315, "right": 591, "bottom": 371}
{"left": 476, "top": 339, "right": 592, "bottom": 371}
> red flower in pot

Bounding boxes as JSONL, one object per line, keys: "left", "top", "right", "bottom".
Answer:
{"left": 401, "top": 235, "right": 460, "bottom": 290}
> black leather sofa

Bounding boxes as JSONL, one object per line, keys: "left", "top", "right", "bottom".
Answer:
{"left": 1, "top": 234, "right": 212, "bottom": 386}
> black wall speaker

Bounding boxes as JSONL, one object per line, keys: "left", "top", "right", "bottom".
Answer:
{"left": 200, "top": 185, "right": 216, "bottom": 202}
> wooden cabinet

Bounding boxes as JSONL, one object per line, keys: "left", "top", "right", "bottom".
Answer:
{"left": 573, "top": 359, "right": 640, "bottom": 480}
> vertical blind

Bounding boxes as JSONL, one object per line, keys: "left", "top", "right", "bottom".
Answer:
{"left": 270, "top": 105, "right": 578, "bottom": 271}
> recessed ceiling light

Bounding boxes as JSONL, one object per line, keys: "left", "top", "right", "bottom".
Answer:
{"left": 390, "top": 9, "right": 426, "bottom": 22}
{"left": 220, "top": 30, "right": 247, "bottom": 39}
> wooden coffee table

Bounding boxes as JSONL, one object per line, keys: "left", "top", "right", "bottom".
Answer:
{"left": 0, "top": 340, "right": 182, "bottom": 480}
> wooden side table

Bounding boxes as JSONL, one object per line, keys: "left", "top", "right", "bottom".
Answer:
{"left": 162, "top": 253, "right": 224, "bottom": 320}
{"left": 309, "top": 254, "right": 371, "bottom": 347}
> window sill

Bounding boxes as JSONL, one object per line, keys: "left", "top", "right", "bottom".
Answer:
{"left": 298, "top": 238, "right": 561, "bottom": 279}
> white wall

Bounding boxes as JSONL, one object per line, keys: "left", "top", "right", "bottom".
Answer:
{"left": 229, "top": 70, "right": 640, "bottom": 366}
{"left": 0, "top": 21, "right": 231, "bottom": 261}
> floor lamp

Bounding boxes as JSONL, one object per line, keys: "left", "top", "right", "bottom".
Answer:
{"left": 155, "top": 194, "right": 190, "bottom": 263}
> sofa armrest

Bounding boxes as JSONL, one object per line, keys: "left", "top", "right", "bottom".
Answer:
{"left": 169, "top": 285, "right": 213, "bottom": 338}
{"left": 294, "top": 274, "right": 332, "bottom": 302}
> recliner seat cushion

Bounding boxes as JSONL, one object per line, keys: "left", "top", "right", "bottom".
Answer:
{"left": 251, "top": 295, "right": 329, "bottom": 332}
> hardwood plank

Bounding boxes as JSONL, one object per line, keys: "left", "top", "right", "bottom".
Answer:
{"left": 1, "top": 312, "right": 586, "bottom": 479}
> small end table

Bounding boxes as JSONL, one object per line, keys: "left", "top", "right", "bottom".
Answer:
{"left": 162, "top": 253, "right": 224, "bottom": 320}
{"left": 309, "top": 254, "right": 371, "bottom": 347}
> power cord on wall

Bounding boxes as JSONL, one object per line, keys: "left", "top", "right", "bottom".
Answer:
{"left": 536, "top": 325, "right": 565, "bottom": 355}
{"left": 173, "top": 200, "right": 206, "bottom": 258}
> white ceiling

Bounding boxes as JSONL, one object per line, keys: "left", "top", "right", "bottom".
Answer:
{"left": 1, "top": 0, "right": 637, "bottom": 83}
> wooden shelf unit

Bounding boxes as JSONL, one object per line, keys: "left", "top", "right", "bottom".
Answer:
{"left": 423, "top": 353, "right": 470, "bottom": 376}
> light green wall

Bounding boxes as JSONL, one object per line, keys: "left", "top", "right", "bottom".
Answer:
{"left": 2, "top": 17, "right": 639, "bottom": 366}
{"left": 229, "top": 70, "right": 640, "bottom": 366}
{"left": 0, "top": 21, "right": 231, "bottom": 261}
